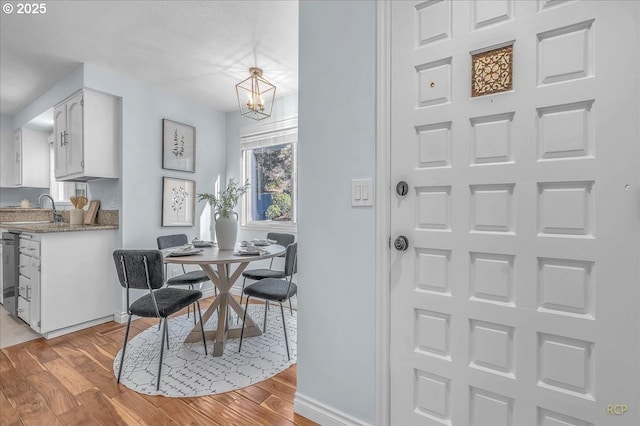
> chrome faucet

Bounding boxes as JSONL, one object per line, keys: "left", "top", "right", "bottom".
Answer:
{"left": 38, "top": 194, "right": 63, "bottom": 223}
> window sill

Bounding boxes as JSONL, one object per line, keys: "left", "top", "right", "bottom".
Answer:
{"left": 240, "top": 221, "right": 297, "bottom": 233}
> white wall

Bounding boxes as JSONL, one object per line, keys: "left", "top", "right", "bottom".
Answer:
{"left": 297, "top": 1, "right": 377, "bottom": 424}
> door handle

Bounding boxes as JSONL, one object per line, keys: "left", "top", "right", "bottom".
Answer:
{"left": 394, "top": 236, "right": 409, "bottom": 252}
{"left": 396, "top": 181, "right": 409, "bottom": 197}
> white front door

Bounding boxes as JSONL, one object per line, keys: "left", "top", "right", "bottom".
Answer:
{"left": 389, "top": 1, "right": 640, "bottom": 425}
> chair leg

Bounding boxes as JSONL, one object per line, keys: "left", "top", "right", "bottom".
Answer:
{"left": 239, "top": 296, "right": 251, "bottom": 353}
{"left": 237, "top": 279, "right": 248, "bottom": 325}
{"left": 117, "top": 316, "right": 132, "bottom": 383}
{"left": 196, "top": 301, "right": 207, "bottom": 355}
{"left": 239, "top": 278, "right": 246, "bottom": 306}
{"left": 280, "top": 302, "right": 290, "bottom": 361}
{"left": 289, "top": 298, "right": 293, "bottom": 315}
{"left": 187, "top": 284, "right": 194, "bottom": 319}
{"left": 263, "top": 300, "right": 269, "bottom": 331}
{"left": 165, "top": 318, "right": 170, "bottom": 350}
{"left": 157, "top": 318, "right": 168, "bottom": 390}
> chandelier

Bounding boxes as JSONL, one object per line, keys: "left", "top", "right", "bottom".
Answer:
{"left": 236, "top": 67, "right": 276, "bottom": 121}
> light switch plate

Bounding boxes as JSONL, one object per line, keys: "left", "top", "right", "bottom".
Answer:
{"left": 352, "top": 178, "right": 373, "bottom": 207}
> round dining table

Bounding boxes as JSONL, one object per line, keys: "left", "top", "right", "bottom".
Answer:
{"left": 163, "top": 243, "right": 286, "bottom": 357}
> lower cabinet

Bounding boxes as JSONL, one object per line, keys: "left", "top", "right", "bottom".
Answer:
{"left": 18, "top": 236, "right": 40, "bottom": 331}
{"left": 19, "top": 230, "right": 117, "bottom": 338}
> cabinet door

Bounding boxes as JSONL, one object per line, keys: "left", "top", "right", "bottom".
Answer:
{"left": 29, "top": 256, "right": 40, "bottom": 332}
{"left": 17, "top": 296, "right": 30, "bottom": 324}
{"left": 53, "top": 104, "right": 67, "bottom": 178}
{"left": 14, "top": 130, "right": 22, "bottom": 186}
{"left": 66, "top": 93, "right": 84, "bottom": 176}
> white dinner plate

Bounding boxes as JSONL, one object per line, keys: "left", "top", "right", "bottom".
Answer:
{"left": 193, "top": 241, "right": 215, "bottom": 248}
{"left": 168, "top": 248, "right": 203, "bottom": 257}
{"left": 234, "top": 249, "right": 260, "bottom": 256}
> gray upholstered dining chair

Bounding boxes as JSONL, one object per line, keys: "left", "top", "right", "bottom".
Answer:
{"left": 113, "top": 249, "right": 207, "bottom": 390}
{"left": 157, "top": 234, "right": 214, "bottom": 323}
{"left": 240, "top": 232, "right": 295, "bottom": 309}
{"left": 239, "top": 242, "right": 297, "bottom": 360}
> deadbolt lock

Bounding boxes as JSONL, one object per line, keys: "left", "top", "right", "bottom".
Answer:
{"left": 394, "top": 236, "right": 409, "bottom": 252}
{"left": 396, "top": 181, "right": 409, "bottom": 197}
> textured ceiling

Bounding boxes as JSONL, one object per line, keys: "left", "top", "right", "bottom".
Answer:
{"left": 0, "top": 0, "right": 298, "bottom": 116}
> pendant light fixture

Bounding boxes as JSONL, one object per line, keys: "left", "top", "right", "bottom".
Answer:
{"left": 236, "top": 67, "right": 276, "bottom": 121}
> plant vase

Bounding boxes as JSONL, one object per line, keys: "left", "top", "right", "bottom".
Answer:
{"left": 215, "top": 212, "right": 238, "bottom": 250}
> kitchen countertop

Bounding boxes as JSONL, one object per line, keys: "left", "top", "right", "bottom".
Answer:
{"left": 0, "top": 222, "right": 118, "bottom": 233}
{"left": 0, "top": 209, "right": 119, "bottom": 233}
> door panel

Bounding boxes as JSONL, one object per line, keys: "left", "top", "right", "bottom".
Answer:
{"left": 389, "top": 1, "right": 639, "bottom": 425}
{"left": 53, "top": 104, "right": 67, "bottom": 178}
{"left": 66, "top": 92, "right": 84, "bottom": 176}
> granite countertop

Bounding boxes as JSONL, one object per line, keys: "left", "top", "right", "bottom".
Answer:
{"left": 0, "top": 222, "right": 118, "bottom": 233}
{"left": 0, "top": 209, "right": 119, "bottom": 233}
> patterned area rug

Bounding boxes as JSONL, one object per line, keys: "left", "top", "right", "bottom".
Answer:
{"left": 113, "top": 303, "right": 297, "bottom": 397}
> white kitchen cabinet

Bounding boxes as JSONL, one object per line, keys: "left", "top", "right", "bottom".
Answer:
{"left": 54, "top": 88, "right": 120, "bottom": 181}
{"left": 18, "top": 235, "right": 40, "bottom": 331}
{"left": 18, "top": 230, "right": 117, "bottom": 338}
{"left": 12, "top": 128, "right": 50, "bottom": 188}
{"left": 0, "top": 228, "right": 4, "bottom": 305}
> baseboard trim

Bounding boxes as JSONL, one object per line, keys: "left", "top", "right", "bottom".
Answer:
{"left": 294, "top": 393, "right": 373, "bottom": 426}
{"left": 41, "top": 315, "right": 114, "bottom": 339}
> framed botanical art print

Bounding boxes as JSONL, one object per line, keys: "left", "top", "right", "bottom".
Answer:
{"left": 162, "top": 177, "right": 195, "bottom": 227}
{"left": 162, "top": 119, "right": 196, "bottom": 172}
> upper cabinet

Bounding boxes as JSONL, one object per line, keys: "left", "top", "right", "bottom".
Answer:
{"left": 54, "top": 89, "right": 120, "bottom": 181}
{"left": 15, "top": 128, "right": 50, "bottom": 187}
{"left": 0, "top": 128, "right": 50, "bottom": 188}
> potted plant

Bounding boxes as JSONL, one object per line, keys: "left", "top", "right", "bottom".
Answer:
{"left": 197, "top": 178, "right": 250, "bottom": 250}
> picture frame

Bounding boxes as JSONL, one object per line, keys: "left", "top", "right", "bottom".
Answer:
{"left": 162, "top": 177, "right": 196, "bottom": 227}
{"left": 162, "top": 119, "right": 196, "bottom": 172}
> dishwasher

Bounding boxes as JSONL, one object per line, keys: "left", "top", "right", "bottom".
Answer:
{"left": 1, "top": 232, "right": 19, "bottom": 315}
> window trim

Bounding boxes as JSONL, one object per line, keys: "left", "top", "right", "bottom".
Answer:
{"left": 239, "top": 118, "right": 298, "bottom": 231}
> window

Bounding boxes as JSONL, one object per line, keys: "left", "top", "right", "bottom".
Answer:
{"left": 241, "top": 119, "right": 297, "bottom": 228}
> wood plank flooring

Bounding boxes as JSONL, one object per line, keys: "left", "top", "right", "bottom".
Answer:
{"left": 0, "top": 297, "right": 316, "bottom": 426}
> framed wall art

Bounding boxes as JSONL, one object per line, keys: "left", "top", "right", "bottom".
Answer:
{"left": 162, "top": 119, "right": 196, "bottom": 172}
{"left": 162, "top": 177, "right": 195, "bottom": 227}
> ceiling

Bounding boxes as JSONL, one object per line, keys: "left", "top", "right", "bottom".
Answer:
{"left": 0, "top": 0, "right": 298, "bottom": 117}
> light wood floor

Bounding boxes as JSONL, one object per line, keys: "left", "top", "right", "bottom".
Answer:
{"left": 0, "top": 297, "right": 316, "bottom": 426}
